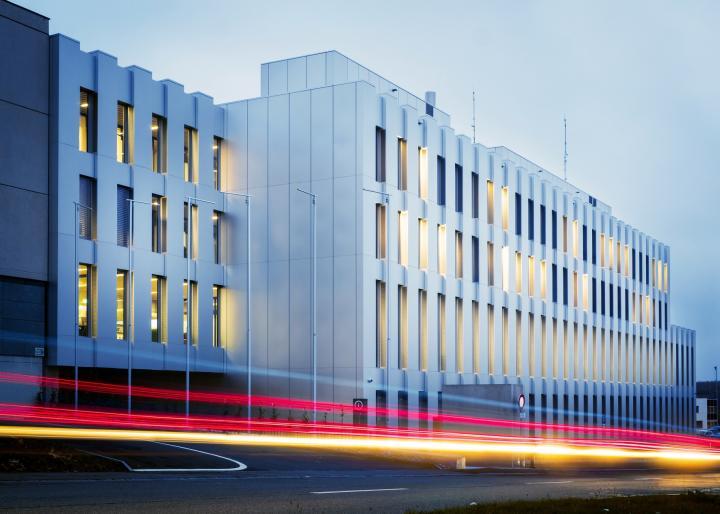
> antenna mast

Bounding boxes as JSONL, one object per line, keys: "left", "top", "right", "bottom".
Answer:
{"left": 563, "top": 116, "right": 568, "bottom": 181}
{"left": 472, "top": 91, "right": 477, "bottom": 144}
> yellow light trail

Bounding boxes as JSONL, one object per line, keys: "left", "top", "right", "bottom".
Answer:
{"left": 2, "top": 425, "right": 720, "bottom": 464}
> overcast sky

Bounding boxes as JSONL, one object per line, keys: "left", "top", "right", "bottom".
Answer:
{"left": 19, "top": 0, "right": 719, "bottom": 380}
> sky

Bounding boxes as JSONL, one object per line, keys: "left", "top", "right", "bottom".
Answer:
{"left": 18, "top": 0, "right": 720, "bottom": 380}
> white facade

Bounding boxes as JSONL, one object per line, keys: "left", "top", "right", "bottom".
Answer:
{"left": 48, "top": 43, "right": 696, "bottom": 431}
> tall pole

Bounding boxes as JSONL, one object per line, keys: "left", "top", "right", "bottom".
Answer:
{"left": 298, "top": 189, "right": 318, "bottom": 423}
{"left": 74, "top": 203, "right": 79, "bottom": 410}
{"left": 715, "top": 365, "right": 718, "bottom": 425}
{"left": 563, "top": 116, "right": 568, "bottom": 182}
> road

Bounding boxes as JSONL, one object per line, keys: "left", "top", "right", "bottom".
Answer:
{"left": 1, "top": 441, "right": 719, "bottom": 512}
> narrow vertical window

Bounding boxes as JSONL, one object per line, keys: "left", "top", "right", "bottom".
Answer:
{"left": 183, "top": 280, "right": 198, "bottom": 345}
{"left": 116, "top": 270, "right": 128, "bottom": 340}
{"left": 397, "top": 138, "right": 407, "bottom": 190}
{"left": 151, "top": 275, "right": 165, "bottom": 343}
{"left": 79, "top": 89, "right": 96, "bottom": 152}
{"left": 562, "top": 267, "right": 568, "bottom": 306}
{"left": 472, "top": 301, "right": 480, "bottom": 373}
{"left": 116, "top": 185, "right": 132, "bottom": 247}
{"left": 418, "top": 219, "right": 428, "bottom": 270}
{"left": 541, "top": 315, "right": 547, "bottom": 378}
{"left": 398, "top": 286, "right": 408, "bottom": 369}
{"left": 528, "top": 198, "right": 535, "bottom": 241}
{"left": 183, "top": 203, "right": 198, "bottom": 259}
{"left": 487, "top": 304, "right": 495, "bottom": 375}
{"left": 376, "top": 281, "right": 386, "bottom": 367}
{"left": 151, "top": 195, "right": 166, "bottom": 253}
{"left": 212, "top": 285, "right": 222, "bottom": 348}
{"left": 213, "top": 211, "right": 222, "bottom": 265}
{"left": 455, "top": 231, "right": 463, "bottom": 278}
{"left": 582, "top": 224, "right": 588, "bottom": 261}
{"left": 418, "top": 147, "right": 428, "bottom": 199}
{"left": 472, "top": 236, "right": 479, "bottom": 283}
{"left": 600, "top": 233, "right": 606, "bottom": 267}
{"left": 77, "top": 263, "right": 94, "bottom": 337}
{"left": 455, "top": 298, "right": 463, "bottom": 373}
{"left": 471, "top": 172, "right": 479, "bottom": 219}
{"left": 582, "top": 273, "right": 589, "bottom": 311}
{"left": 375, "top": 204, "right": 386, "bottom": 259}
{"left": 487, "top": 242, "right": 494, "bottom": 286}
{"left": 454, "top": 164, "right": 463, "bottom": 212}
{"left": 591, "top": 229, "right": 597, "bottom": 265}
{"left": 572, "top": 219, "right": 579, "bottom": 258}
{"left": 213, "top": 136, "right": 223, "bottom": 190}
{"left": 552, "top": 263, "right": 558, "bottom": 303}
{"left": 151, "top": 114, "right": 167, "bottom": 173}
{"left": 515, "top": 192, "right": 522, "bottom": 236}
{"left": 398, "top": 211, "right": 408, "bottom": 267}
{"left": 438, "top": 294, "right": 446, "bottom": 371}
{"left": 540, "top": 204, "right": 546, "bottom": 244}
{"left": 78, "top": 176, "right": 96, "bottom": 240}
{"left": 375, "top": 127, "right": 386, "bottom": 182}
{"left": 540, "top": 260, "right": 547, "bottom": 298}
{"left": 116, "top": 102, "right": 133, "bottom": 164}
{"left": 437, "top": 156, "right": 446, "bottom": 205}
{"left": 515, "top": 251, "right": 522, "bottom": 294}
{"left": 419, "top": 290, "right": 427, "bottom": 371}
{"left": 501, "top": 245, "right": 509, "bottom": 292}
{"left": 437, "top": 225, "right": 447, "bottom": 275}
{"left": 486, "top": 180, "right": 495, "bottom": 224}
{"left": 184, "top": 126, "right": 197, "bottom": 182}
{"left": 502, "top": 307, "right": 509, "bottom": 375}
{"left": 528, "top": 256, "right": 535, "bottom": 297}
{"left": 501, "top": 187, "right": 509, "bottom": 231}
{"left": 562, "top": 216, "right": 568, "bottom": 253}
{"left": 551, "top": 209, "right": 558, "bottom": 249}
{"left": 516, "top": 310, "right": 522, "bottom": 376}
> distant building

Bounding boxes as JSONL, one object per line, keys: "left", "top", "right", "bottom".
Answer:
{"left": 696, "top": 398, "right": 717, "bottom": 430}
{"left": 0, "top": 0, "right": 698, "bottom": 432}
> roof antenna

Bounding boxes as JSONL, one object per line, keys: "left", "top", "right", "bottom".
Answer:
{"left": 472, "top": 91, "right": 477, "bottom": 144}
{"left": 563, "top": 115, "right": 568, "bottom": 181}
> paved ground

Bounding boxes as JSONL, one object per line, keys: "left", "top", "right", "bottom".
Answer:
{"left": 1, "top": 441, "right": 719, "bottom": 513}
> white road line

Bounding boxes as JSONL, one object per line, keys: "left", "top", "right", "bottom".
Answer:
{"left": 525, "top": 480, "right": 574, "bottom": 485}
{"left": 634, "top": 477, "right": 663, "bottom": 481}
{"left": 311, "top": 488, "right": 408, "bottom": 495}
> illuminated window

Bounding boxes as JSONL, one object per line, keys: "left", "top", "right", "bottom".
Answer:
{"left": 213, "top": 211, "right": 222, "bottom": 265}
{"left": 616, "top": 240, "right": 621, "bottom": 273}
{"left": 77, "top": 263, "right": 94, "bottom": 337}
{"left": 212, "top": 285, "right": 222, "bottom": 348}
{"left": 376, "top": 281, "right": 386, "bottom": 367}
{"left": 486, "top": 180, "right": 495, "bottom": 224}
{"left": 419, "top": 290, "right": 427, "bottom": 371}
{"left": 528, "top": 256, "right": 535, "bottom": 297}
{"left": 398, "top": 211, "right": 408, "bottom": 267}
{"left": 540, "top": 260, "right": 547, "bottom": 298}
{"left": 78, "top": 176, "right": 96, "bottom": 240}
{"left": 562, "top": 216, "right": 568, "bottom": 253}
{"left": 487, "top": 304, "right": 495, "bottom": 375}
{"left": 116, "top": 270, "right": 128, "bottom": 341}
{"left": 455, "top": 231, "right": 463, "bottom": 278}
{"left": 418, "top": 218, "right": 428, "bottom": 270}
{"left": 396, "top": 138, "right": 407, "bottom": 190}
{"left": 151, "top": 275, "right": 166, "bottom": 343}
{"left": 398, "top": 285, "right": 408, "bottom": 369}
{"left": 502, "top": 307, "right": 509, "bottom": 375}
{"left": 600, "top": 233, "right": 606, "bottom": 267}
{"left": 515, "top": 310, "right": 522, "bottom": 376}
{"left": 375, "top": 204, "right": 386, "bottom": 259}
{"left": 184, "top": 126, "right": 197, "bottom": 182}
{"left": 116, "top": 185, "right": 133, "bottom": 247}
{"left": 183, "top": 280, "right": 198, "bottom": 345}
{"left": 541, "top": 315, "right": 547, "bottom": 378}
{"left": 438, "top": 225, "right": 447, "bottom": 275}
{"left": 151, "top": 114, "right": 166, "bottom": 173}
{"left": 528, "top": 313, "right": 535, "bottom": 377}
{"left": 438, "top": 294, "right": 446, "bottom": 371}
{"left": 151, "top": 195, "right": 166, "bottom": 253}
{"left": 79, "top": 89, "right": 96, "bottom": 152}
{"left": 515, "top": 251, "right": 522, "bottom": 294}
{"left": 375, "top": 127, "right": 386, "bottom": 182}
{"left": 582, "top": 273, "right": 589, "bottom": 311}
{"left": 184, "top": 202, "right": 198, "bottom": 259}
{"left": 663, "top": 263, "right": 669, "bottom": 293}
{"left": 572, "top": 219, "right": 579, "bottom": 258}
{"left": 472, "top": 301, "right": 479, "bottom": 373}
{"left": 487, "top": 242, "right": 495, "bottom": 286}
{"left": 552, "top": 318, "right": 558, "bottom": 379}
{"left": 418, "top": 147, "right": 428, "bottom": 199}
{"left": 455, "top": 298, "right": 464, "bottom": 373}
{"left": 501, "top": 186, "right": 509, "bottom": 231}
{"left": 116, "top": 102, "right": 133, "bottom": 164}
{"left": 501, "top": 246, "right": 509, "bottom": 292}
{"left": 624, "top": 245, "right": 630, "bottom": 277}
{"left": 563, "top": 321, "right": 569, "bottom": 379}
{"left": 213, "top": 136, "right": 223, "bottom": 190}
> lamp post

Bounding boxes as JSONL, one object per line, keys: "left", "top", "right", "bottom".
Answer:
{"left": 183, "top": 195, "right": 215, "bottom": 417}
{"left": 224, "top": 192, "right": 252, "bottom": 422}
{"left": 125, "top": 198, "right": 151, "bottom": 415}
{"left": 715, "top": 365, "right": 718, "bottom": 426}
{"left": 73, "top": 201, "right": 93, "bottom": 410}
{"left": 297, "top": 188, "right": 317, "bottom": 423}
{"left": 363, "top": 188, "right": 391, "bottom": 413}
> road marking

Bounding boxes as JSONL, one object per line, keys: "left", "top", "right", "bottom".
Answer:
{"left": 311, "top": 488, "right": 408, "bottom": 495}
{"left": 634, "top": 477, "right": 662, "bottom": 481}
{"left": 525, "top": 480, "right": 573, "bottom": 485}
{"left": 81, "top": 442, "right": 246, "bottom": 473}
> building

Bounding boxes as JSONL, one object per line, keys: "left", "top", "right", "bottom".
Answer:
{"left": 1, "top": 1, "right": 697, "bottom": 431}
{"left": 0, "top": 0, "right": 49, "bottom": 403}
{"left": 696, "top": 397, "right": 717, "bottom": 430}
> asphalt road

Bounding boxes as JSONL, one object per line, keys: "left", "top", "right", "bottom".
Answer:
{"left": 1, "top": 441, "right": 720, "bottom": 513}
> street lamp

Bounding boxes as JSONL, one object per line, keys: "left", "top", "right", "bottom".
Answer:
{"left": 297, "top": 188, "right": 317, "bottom": 423}
{"left": 73, "top": 201, "right": 93, "bottom": 410}
{"left": 362, "top": 187, "right": 391, "bottom": 414}
{"left": 126, "top": 198, "right": 151, "bottom": 415}
{"left": 184, "top": 195, "right": 215, "bottom": 417}
{"left": 224, "top": 191, "right": 252, "bottom": 423}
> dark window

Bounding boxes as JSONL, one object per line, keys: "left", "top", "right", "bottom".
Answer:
{"left": 455, "top": 164, "right": 463, "bottom": 212}
{"left": 375, "top": 390, "right": 387, "bottom": 426}
{"left": 528, "top": 199, "right": 535, "bottom": 241}
{"left": 184, "top": 126, "right": 197, "bottom": 182}
{"left": 79, "top": 89, "right": 97, "bottom": 153}
{"left": 591, "top": 229, "right": 597, "bottom": 264}
{"left": 213, "top": 136, "right": 223, "bottom": 190}
{"left": 515, "top": 193, "right": 522, "bottom": 236}
{"left": 116, "top": 102, "right": 131, "bottom": 164}
{"left": 398, "top": 391, "right": 408, "bottom": 428}
{"left": 213, "top": 211, "right": 221, "bottom": 264}
{"left": 151, "top": 114, "right": 167, "bottom": 173}
{"left": 551, "top": 210, "right": 558, "bottom": 249}
{"left": 418, "top": 391, "right": 428, "bottom": 430}
{"left": 471, "top": 172, "right": 479, "bottom": 219}
{"left": 632, "top": 249, "right": 636, "bottom": 279}
{"left": 552, "top": 263, "right": 558, "bottom": 303}
{"left": 639, "top": 251, "right": 643, "bottom": 279}
{"left": 665, "top": 303, "right": 668, "bottom": 330}
{"left": 617, "top": 285, "right": 621, "bottom": 319}
{"left": 78, "top": 176, "right": 96, "bottom": 240}
{"left": 645, "top": 255, "right": 650, "bottom": 285}
{"left": 212, "top": 285, "right": 222, "bottom": 347}
{"left": 601, "top": 280, "right": 606, "bottom": 315}
{"left": 375, "top": 127, "right": 386, "bottom": 182}
{"left": 151, "top": 195, "right": 166, "bottom": 253}
{"left": 116, "top": 185, "right": 133, "bottom": 247}
{"left": 437, "top": 156, "right": 446, "bottom": 205}
{"left": 540, "top": 205, "right": 546, "bottom": 245}
{"left": 592, "top": 278, "right": 597, "bottom": 313}
{"left": 624, "top": 289, "right": 629, "bottom": 321}
{"left": 582, "top": 225, "right": 588, "bottom": 261}
{"left": 562, "top": 267, "right": 568, "bottom": 306}
{"left": 472, "top": 236, "right": 479, "bottom": 283}
{"left": 609, "top": 285, "right": 614, "bottom": 317}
